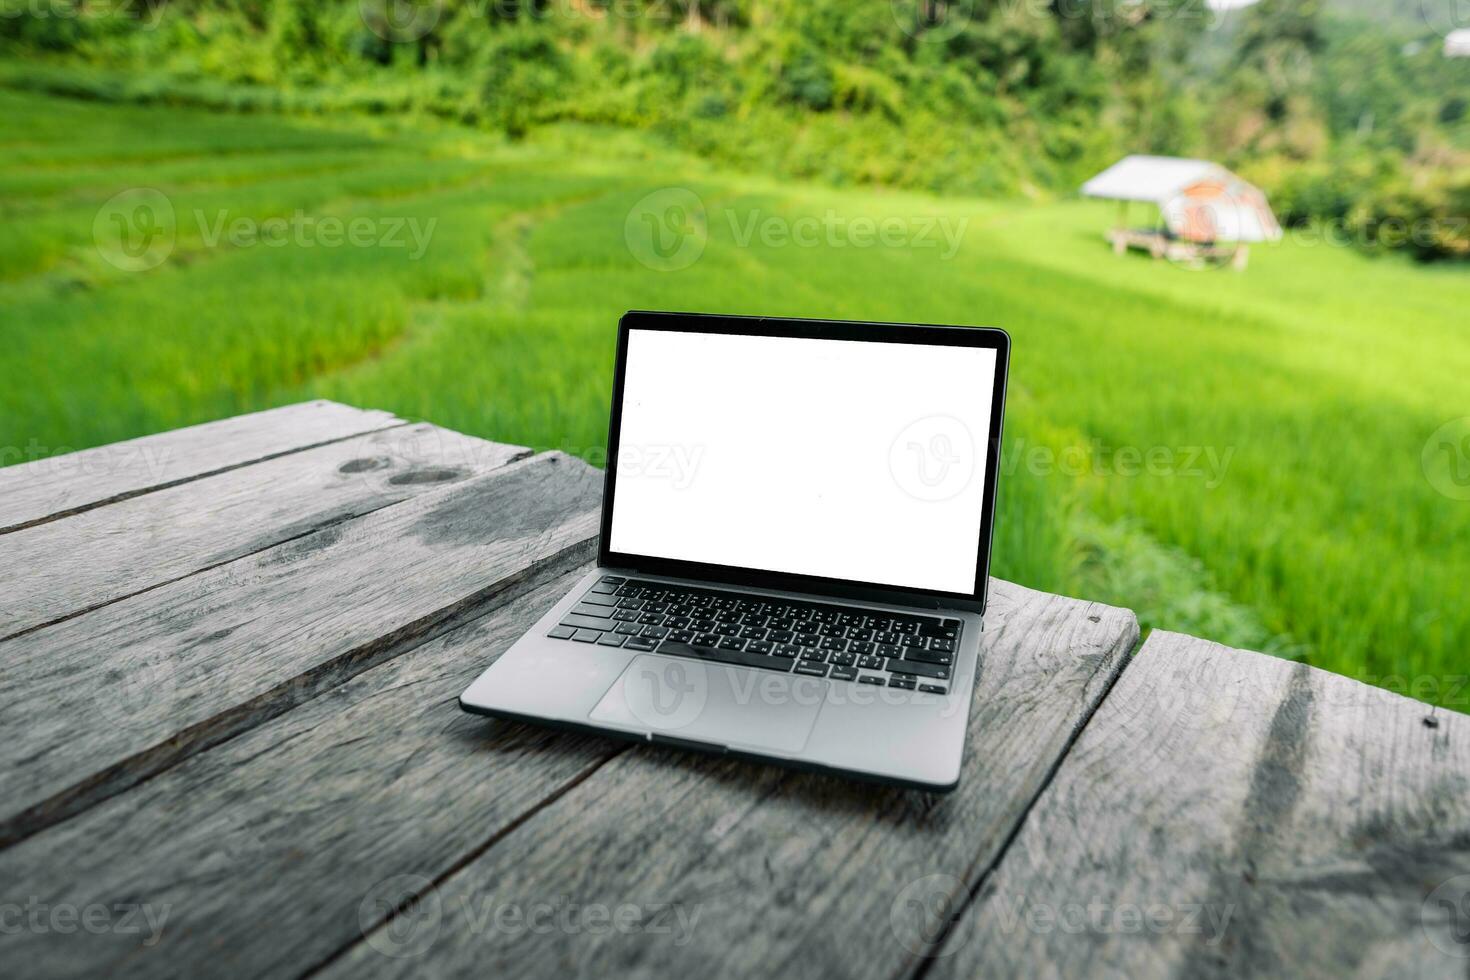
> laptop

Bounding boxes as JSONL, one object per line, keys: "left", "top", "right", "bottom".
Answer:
{"left": 460, "top": 311, "right": 1010, "bottom": 791}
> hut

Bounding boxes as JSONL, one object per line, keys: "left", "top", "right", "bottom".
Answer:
{"left": 1081, "top": 155, "right": 1282, "bottom": 269}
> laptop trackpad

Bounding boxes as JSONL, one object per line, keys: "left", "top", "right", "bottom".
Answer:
{"left": 589, "top": 654, "right": 826, "bottom": 756}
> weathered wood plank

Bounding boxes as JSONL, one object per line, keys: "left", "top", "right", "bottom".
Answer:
{"left": 320, "top": 581, "right": 1139, "bottom": 979}
{"left": 0, "top": 400, "right": 400, "bottom": 534}
{"left": 0, "top": 424, "right": 528, "bottom": 640}
{"left": 0, "top": 566, "right": 622, "bottom": 980}
{"left": 0, "top": 451, "right": 602, "bottom": 848}
{"left": 928, "top": 631, "right": 1470, "bottom": 978}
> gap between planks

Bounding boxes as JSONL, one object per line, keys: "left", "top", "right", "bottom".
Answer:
{"left": 0, "top": 402, "right": 406, "bottom": 535}
{"left": 0, "top": 450, "right": 598, "bottom": 851}
{"left": 906, "top": 613, "right": 1144, "bottom": 980}
{"left": 0, "top": 497, "right": 406, "bottom": 646}
{"left": 0, "top": 427, "right": 536, "bottom": 644}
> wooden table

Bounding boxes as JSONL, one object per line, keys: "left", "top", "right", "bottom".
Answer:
{"left": 2, "top": 401, "right": 1467, "bottom": 978}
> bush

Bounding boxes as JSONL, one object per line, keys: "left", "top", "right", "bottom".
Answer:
{"left": 478, "top": 29, "right": 570, "bottom": 138}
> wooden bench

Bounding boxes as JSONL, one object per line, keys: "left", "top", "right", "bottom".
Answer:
{"left": 1, "top": 401, "right": 1465, "bottom": 977}
{"left": 1107, "top": 227, "right": 1250, "bottom": 269}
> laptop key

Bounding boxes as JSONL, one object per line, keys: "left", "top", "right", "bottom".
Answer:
{"left": 773, "top": 644, "right": 800, "bottom": 659}
{"left": 547, "top": 625, "right": 576, "bottom": 640}
{"left": 905, "top": 647, "right": 953, "bottom": 666}
{"left": 799, "top": 648, "right": 827, "bottom": 663}
{"left": 794, "top": 662, "right": 829, "bottom": 678}
{"left": 857, "top": 654, "right": 886, "bottom": 671}
{"left": 888, "top": 676, "right": 917, "bottom": 690}
{"left": 829, "top": 665, "right": 858, "bottom": 682}
{"left": 642, "top": 626, "right": 670, "bottom": 639}
{"left": 624, "top": 636, "right": 658, "bottom": 652}
{"left": 716, "top": 635, "right": 747, "bottom": 651}
{"left": 668, "top": 629, "right": 695, "bottom": 644}
{"left": 920, "top": 619, "right": 961, "bottom": 641}
{"left": 615, "top": 622, "right": 643, "bottom": 635}
{"left": 919, "top": 684, "right": 949, "bottom": 695}
{"left": 572, "top": 604, "right": 613, "bottom": 619}
{"left": 562, "top": 614, "right": 616, "bottom": 631}
{"left": 572, "top": 629, "right": 603, "bottom": 643}
{"left": 746, "top": 639, "right": 774, "bottom": 654}
{"left": 886, "top": 659, "right": 950, "bottom": 680}
{"left": 580, "top": 593, "right": 619, "bottom": 608}
{"left": 857, "top": 675, "right": 885, "bottom": 687}
{"left": 598, "top": 633, "right": 627, "bottom": 647}
{"left": 589, "top": 583, "right": 618, "bottom": 595}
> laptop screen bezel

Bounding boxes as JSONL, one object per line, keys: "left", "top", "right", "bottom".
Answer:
{"left": 599, "top": 311, "right": 1010, "bottom": 614}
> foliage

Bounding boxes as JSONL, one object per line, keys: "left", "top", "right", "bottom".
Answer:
{"left": 0, "top": 0, "right": 1206, "bottom": 200}
{"left": 0, "top": 0, "right": 1465, "bottom": 259}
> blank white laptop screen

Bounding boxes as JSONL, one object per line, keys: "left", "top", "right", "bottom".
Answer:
{"left": 608, "top": 329, "right": 998, "bottom": 596}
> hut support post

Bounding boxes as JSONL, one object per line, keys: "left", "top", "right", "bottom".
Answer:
{"left": 1112, "top": 201, "right": 1129, "bottom": 254}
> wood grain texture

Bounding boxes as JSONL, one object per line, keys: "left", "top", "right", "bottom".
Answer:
{"left": 0, "top": 400, "right": 400, "bottom": 534}
{"left": 319, "top": 580, "right": 1139, "bottom": 979}
{"left": 928, "top": 630, "right": 1470, "bottom": 979}
{"left": 0, "top": 451, "right": 602, "bottom": 849}
{"left": 0, "top": 566, "right": 624, "bottom": 980}
{"left": 0, "top": 424, "right": 529, "bottom": 640}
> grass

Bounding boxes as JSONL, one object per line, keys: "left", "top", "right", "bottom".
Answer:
{"left": 3, "top": 85, "right": 1467, "bottom": 707}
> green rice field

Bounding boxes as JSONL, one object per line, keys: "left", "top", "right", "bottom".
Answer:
{"left": 4, "top": 86, "right": 1468, "bottom": 706}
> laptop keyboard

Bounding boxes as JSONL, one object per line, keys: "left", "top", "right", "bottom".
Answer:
{"left": 546, "top": 576, "right": 962, "bottom": 695}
